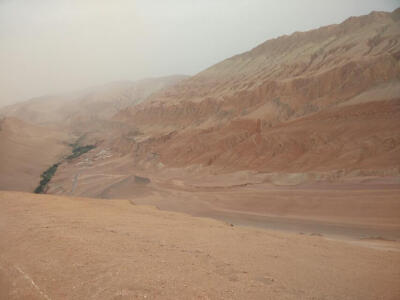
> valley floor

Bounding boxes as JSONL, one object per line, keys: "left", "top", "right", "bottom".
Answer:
{"left": 0, "top": 191, "right": 399, "bottom": 299}
{"left": 48, "top": 153, "right": 400, "bottom": 242}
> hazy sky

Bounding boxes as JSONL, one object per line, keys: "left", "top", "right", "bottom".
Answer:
{"left": 0, "top": 0, "right": 398, "bottom": 106}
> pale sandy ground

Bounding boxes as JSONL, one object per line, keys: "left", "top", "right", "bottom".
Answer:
{"left": 1, "top": 191, "right": 399, "bottom": 300}
{"left": 47, "top": 152, "right": 400, "bottom": 242}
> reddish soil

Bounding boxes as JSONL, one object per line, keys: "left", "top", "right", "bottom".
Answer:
{"left": 1, "top": 191, "right": 399, "bottom": 299}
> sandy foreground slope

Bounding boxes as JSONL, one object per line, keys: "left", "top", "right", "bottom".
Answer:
{"left": 0, "top": 191, "right": 399, "bottom": 300}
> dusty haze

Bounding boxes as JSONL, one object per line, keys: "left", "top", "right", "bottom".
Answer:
{"left": 0, "top": 0, "right": 399, "bottom": 106}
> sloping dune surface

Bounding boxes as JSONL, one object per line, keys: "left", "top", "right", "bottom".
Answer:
{"left": 0, "top": 118, "right": 70, "bottom": 192}
{"left": 0, "top": 191, "right": 399, "bottom": 299}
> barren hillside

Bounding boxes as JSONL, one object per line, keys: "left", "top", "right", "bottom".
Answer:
{"left": 113, "top": 9, "right": 400, "bottom": 176}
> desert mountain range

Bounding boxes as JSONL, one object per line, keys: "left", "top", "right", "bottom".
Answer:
{"left": 0, "top": 7, "right": 398, "bottom": 227}
{"left": 1, "top": 8, "right": 400, "bottom": 299}
{"left": 116, "top": 9, "right": 400, "bottom": 175}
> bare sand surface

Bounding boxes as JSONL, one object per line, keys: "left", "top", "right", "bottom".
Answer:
{"left": 1, "top": 191, "right": 399, "bottom": 299}
{"left": 130, "top": 183, "right": 400, "bottom": 243}
{"left": 48, "top": 153, "right": 400, "bottom": 242}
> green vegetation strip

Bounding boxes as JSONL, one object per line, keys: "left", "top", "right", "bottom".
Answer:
{"left": 67, "top": 145, "right": 96, "bottom": 160}
{"left": 34, "top": 163, "right": 59, "bottom": 194}
{"left": 34, "top": 142, "right": 96, "bottom": 194}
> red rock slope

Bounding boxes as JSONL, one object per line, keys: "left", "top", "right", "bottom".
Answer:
{"left": 116, "top": 9, "right": 400, "bottom": 176}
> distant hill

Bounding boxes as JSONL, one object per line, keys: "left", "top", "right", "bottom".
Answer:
{"left": 0, "top": 75, "right": 188, "bottom": 129}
